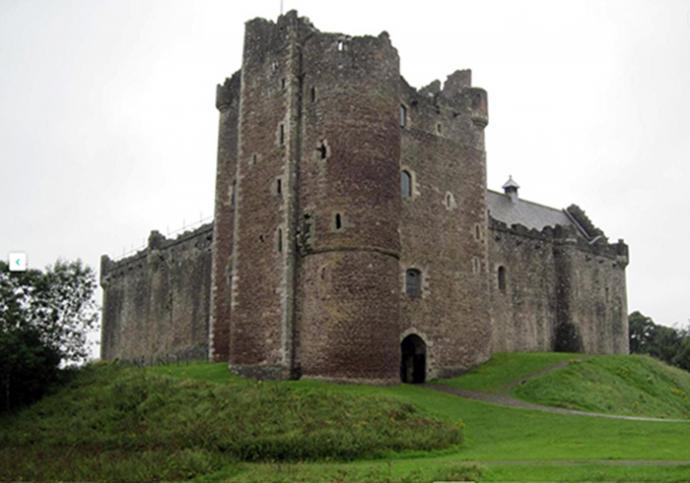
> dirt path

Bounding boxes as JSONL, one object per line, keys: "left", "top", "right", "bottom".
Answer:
{"left": 426, "top": 360, "right": 690, "bottom": 423}
{"left": 458, "top": 459, "right": 690, "bottom": 466}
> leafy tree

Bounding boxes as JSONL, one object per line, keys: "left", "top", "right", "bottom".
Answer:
{"left": 629, "top": 311, "right": 689, "bottom": 373}
{"left": 628, "top": 311, "right": 657, "bottom": 354}
{"left": 0, "top": 259, "right": 98, "bottom": 411}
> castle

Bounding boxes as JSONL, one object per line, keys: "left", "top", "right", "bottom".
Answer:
{"left": 100, "top": 12, "right": 630, "bottom": 383}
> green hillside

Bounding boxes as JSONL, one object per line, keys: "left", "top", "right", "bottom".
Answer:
{"left": 2, "top": 355, "right": 690, "bottom": 481}
{"left": 0, "top": 362, "right": 459, "bottom": 481}
{"left": 514, "top": 354, "right": 690, "bottom": 419}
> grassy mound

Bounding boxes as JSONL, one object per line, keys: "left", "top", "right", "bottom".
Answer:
{"left": 438, "top": 352, "right": 583, "bottom": 392}
{"left": 515, "top": 354, "right": 690, "bottom": 418}
{"left": 0, "top": 362, "right": 461, "bottom": 481}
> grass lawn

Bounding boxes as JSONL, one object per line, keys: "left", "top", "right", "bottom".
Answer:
{"left": 437, "top": 351, "right": 585, "bottom": 393}
{"left": 514, "top": 354, "right": 690, "bottom": 419}
{"left": 2, "top": 355, "right": 690, "bottom": 481}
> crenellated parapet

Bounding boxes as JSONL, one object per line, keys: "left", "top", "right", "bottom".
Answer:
{"left": 399, "top": 69, "right": 488, "bottom": 149}
{"left": 100, "top": 223, "right": 213, "bottom": 287}
{"left": 489, "top": 215, "right": 628, "bottom": 266}
{"left": 216, "top": 70, "right": 241, "bottom": 111}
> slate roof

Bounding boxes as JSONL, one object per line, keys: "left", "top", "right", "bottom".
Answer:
{"left": 486, "top": 189, "right": 577, "bottom": 232}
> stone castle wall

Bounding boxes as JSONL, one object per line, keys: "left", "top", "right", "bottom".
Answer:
{"left": 488, "top": 218, "right": 629, "bottom": 354}
{"left": 398, "top": 73, "right": 492, "bottom": 378}
{"left": 209, "top": 71, "right": 240, "bottom": 363}
{"left": 100, "top": 224, "right": 213, "bottom": 363}
{"left": 293, "top": 24, "right": 403, "bottom": 383}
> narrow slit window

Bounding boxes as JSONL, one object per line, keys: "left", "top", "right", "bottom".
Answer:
{"left": 277, "top": 228, "right": 283, "bottom": 253}
{"left": 334, "top": 213, "right": 342, "bottom": 230}
{"left": 337, "top": 40, "right": 344, "bottom": 52}
{"left": 310, "top": 86, "right": 316, "bottom": 102}
{"left": 400, "top": 105, "right": 407, "bottom": 128}
{"left": 281, "top": 78, "right": 286, "bottom": 89}
{"left": 475, "top": 224, "right": 481, "bottom": 240}
{"left": 405, "top": 268, "right": 422, "bottom": 298}
{"left": 498, "top": 266, "right": 506, "bottom": 291}
{"left": 279, "top": 124, "right": 285, "bottom": 145}
{"left": 446, "top": 192, "right": 455, "bottom": 209}
{"left": 317, "top": 140, "right": 328, "bottom": 160}
{"left": 276, "top": 178, "right": 282, "bottom": 196}
{"left": 401, "top": 170, "right": 412, "bottom": 199}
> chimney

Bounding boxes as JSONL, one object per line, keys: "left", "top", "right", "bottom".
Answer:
{"left": 502, "top": 175, "right": 520, "bottom": 203}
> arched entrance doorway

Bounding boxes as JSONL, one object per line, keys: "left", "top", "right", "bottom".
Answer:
{"left": 400, "top": 334, "right": 426, "bottom": 383}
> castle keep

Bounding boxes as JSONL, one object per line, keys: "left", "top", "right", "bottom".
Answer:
{"left": 100, "top": 12, "right": 630, "bottom": 383}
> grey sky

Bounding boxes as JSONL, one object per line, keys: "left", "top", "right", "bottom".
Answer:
{"left": 1, "top": 0, "right": 689, "bottom": 335}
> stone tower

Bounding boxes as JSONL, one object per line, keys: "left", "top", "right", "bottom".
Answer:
{"left": 210, "top": 12, "right": 404, "bottom": 382}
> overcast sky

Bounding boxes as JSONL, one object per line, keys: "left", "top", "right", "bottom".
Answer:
{"left": 1, "top": 0, "right": 689, "bottom": 336}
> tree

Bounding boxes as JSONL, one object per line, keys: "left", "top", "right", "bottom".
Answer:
{"left": 628, "top": 311, "right": 657, "bottom": 354}
{"left": 628, "top": 311, "right": 690, "bottom": 373}
{"left": 0, "top": 259, "right": 98, "bottom": 411}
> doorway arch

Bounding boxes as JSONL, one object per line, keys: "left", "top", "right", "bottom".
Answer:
{"left": 400, "top": 334, "right": 426, "bottom": 383}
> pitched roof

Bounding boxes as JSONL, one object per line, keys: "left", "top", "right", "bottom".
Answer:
{"left": 486, "top": 190, "right": 576, "bottom": 232}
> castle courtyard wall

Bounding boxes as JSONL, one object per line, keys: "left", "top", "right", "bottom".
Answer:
{"left": 100, "top": 224, "right": 212, "bottom": 363}
{"left": 488, "top": 223, "right": 558, "bottom": 352}
{"left": 488, "top": 220, "right": 629, "bottom": 354}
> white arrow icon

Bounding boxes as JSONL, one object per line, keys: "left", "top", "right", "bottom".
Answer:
{"left": 8, "top": 253, "right": 27, "bottom": 272}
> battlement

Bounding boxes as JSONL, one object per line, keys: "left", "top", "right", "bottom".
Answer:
{"left": 489, "top": 216, "right": 628, "bottom": 265}
{"left": 216, "top": 70, "right": 241, "bottom": 111}
{"left": 100, "top": 222, "right": 213, "bottom": 284}
{"left": 400, "top": 70, "right": 488, "bottom": 145}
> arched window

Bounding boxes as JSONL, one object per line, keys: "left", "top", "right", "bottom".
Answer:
{"left": 497, "top": 266, "right": 506, "bottom": 291}
{"left": 401, "top": 170, "right": 412, "bottom": 199}
{"left": 405, "top": 268, "right": 422, "bottom": 298}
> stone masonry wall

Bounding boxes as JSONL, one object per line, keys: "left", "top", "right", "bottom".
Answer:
{"left": 294, "top": 24, "right": 402, "bottom": 382}
{"left": 488, "top": 222, "right": 558, "bottom": 352}
{"left": 488, "top": 219, "right": 629, "bottom": 354}
{"left": 398, "top": 72, "right": 492, "bottom": 379}
{"left": 226, "top": 13, "right": 309, "bottom": 378}
{"left": 100, "top": 224, "right": 213, "bottom": 363}
{"left": 209, "top": 71, "right": 240, "bottom": 362}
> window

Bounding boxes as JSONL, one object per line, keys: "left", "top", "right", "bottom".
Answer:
{"left": 317, "top": 140, "right": 328, "bottom": 160}
{"left": 405, "top": 268, "right": 422, "bottom": 298}
{"left": 276, "top": 178, "right": 282, "bottom": 196}
{"left": 281, "top": 78, "right": 286, "bottom": 89}
{"left": 279, "top": 124, "right": 285, "bottom": 145}
{"left": 401, "top": 170, "right": 412, "bottom": 199}
{"left": 310, "top": 86, "right": 316, "bottom": 102}
{"left": 436, "top": 123, "right": 442, "bottom": 134}
{"left": 337, "top": 40, "right": 344, "bottom": 52}
{"left": 334, "top": 213, "right": 342, "bottom": 230}
{"left": 400, "top": 105, "right": 407, "bottom": 128}
{"left": 445, "top": 192, "right": 455, "bottom": 209}
{"left": 498, "top": 266, "right": 506, "bottom": 291}
{"left": 230, "top": 180, "right": 236, "bottom": 207}
{"left": 277, "top": 228, "right": 283, "bottom": 253}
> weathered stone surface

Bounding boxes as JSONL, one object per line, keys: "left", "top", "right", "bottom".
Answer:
{"left": 100, "top": 224, "right": 212, "bottom": 363}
